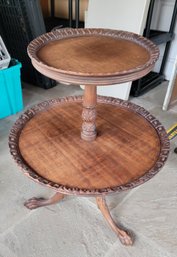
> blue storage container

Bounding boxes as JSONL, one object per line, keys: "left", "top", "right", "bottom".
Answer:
{"left": 0, "top": 59, "right": 23, "bottom": 119}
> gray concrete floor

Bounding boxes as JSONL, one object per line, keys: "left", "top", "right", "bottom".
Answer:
{"left": 0, "top": 82, "right": 177, "bottom": 257}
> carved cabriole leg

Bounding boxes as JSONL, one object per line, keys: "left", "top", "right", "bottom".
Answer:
{"left": 81, "top": 85, "right": 97, "bottom": 141}
{"left": 96, "top": 196, "right": 133, "bottom": 246}
{"left": 24, "top": 192, "right": 64, "bottom": 210}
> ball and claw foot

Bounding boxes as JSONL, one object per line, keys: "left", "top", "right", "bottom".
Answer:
{"left": 24, "top": 197, "right": 50, "bottom": 209}
{"left": 96, "top": 196, "right": 133, "bottom": 246}
{"left": 24, "top": 193, "right": 64, "bottom": 210}
{"left": 117, "top": 230, "right": 133, "bottom": 246}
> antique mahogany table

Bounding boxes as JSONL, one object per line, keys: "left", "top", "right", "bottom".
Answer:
{"left": 9, "top": 29, "right": 170, "bottom": 246}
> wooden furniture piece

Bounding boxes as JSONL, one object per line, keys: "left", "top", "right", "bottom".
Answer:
{"left": 9, "top": 29, "right": 170, "bottom": 246}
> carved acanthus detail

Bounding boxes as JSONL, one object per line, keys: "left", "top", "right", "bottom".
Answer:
{"left": 81, "top": 106, "right": 97, "bottom": 141}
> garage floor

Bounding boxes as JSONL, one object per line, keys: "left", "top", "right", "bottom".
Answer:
{"left": 0, "top": 81, "right": 177, "bottom": 257}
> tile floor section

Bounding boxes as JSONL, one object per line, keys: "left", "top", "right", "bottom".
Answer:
{"left": 0, "top": 82, "right": 177, "bottom": 257}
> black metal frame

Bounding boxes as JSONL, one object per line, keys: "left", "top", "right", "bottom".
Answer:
{"left": 0, "top": 0, "right": 56, "bottom": 89}
{"left": 131, "top": 0, "right": 177, "bottom": 97}
{"left": 48, "top": 0, "right": 82, "bottom": 29}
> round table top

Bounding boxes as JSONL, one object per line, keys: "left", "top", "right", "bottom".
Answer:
{"left": 28, "top": 28, "right": 159, "bottom": 85}
{"left": 9, "top": 96, "right": 169, "bottom": 196}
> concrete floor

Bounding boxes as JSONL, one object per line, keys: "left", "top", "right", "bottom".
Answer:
{"left": 0, "top": 82, "right": 177, "bottom": 257}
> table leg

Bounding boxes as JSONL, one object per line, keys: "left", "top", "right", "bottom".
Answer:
{"left": 96, "top": 196, "right": 133, "bottom": 246}
{"left": 24, "top": 192, "right": 64, "bottom": 210}
{"left": 81, "top": 85, "right": 97, "bottom": 141}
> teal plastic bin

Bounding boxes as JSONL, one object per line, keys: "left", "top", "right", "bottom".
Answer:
{"left": 0, "top": 59, "right": 23, "bottom": 119}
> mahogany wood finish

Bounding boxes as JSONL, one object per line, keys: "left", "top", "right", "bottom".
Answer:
{"left": 9, "top": 29, "right": 169, "bottom": 246}
{"left": 9, "top": 96, "right": 169, "bottom": 196}
{"left": 28, "top": 28, "right": 159, "bottom": 142}
{"left": 28, "top": 28, "right": 159, "bottom": 85}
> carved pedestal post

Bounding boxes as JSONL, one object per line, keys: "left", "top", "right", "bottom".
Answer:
{"left": 81, "top": 85, "right": 97, "bottom": 141}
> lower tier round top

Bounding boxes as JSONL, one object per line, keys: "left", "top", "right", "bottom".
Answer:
{"left": 9, "top": 96, "right": 169, "bottom": 196}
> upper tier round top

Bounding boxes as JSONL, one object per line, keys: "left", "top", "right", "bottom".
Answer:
{"left": 27, "top": 28, "right": 159, "bottom": 85}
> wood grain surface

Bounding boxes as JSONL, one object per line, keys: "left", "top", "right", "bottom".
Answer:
{"left": 28, "top": 29, "right": 159, "bottom": 85}
{"left": 9, "top": 96, "right": 169, "bottom": 195}
{"left": 37, "top": 36, "right": 150, "bottom": 75}
{"left": 18, "top": 101, "right": 160, "bottom": 190}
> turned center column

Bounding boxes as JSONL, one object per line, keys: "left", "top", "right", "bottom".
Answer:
{"left": 81, "top": 85, "right": 97, "bottom": 141}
